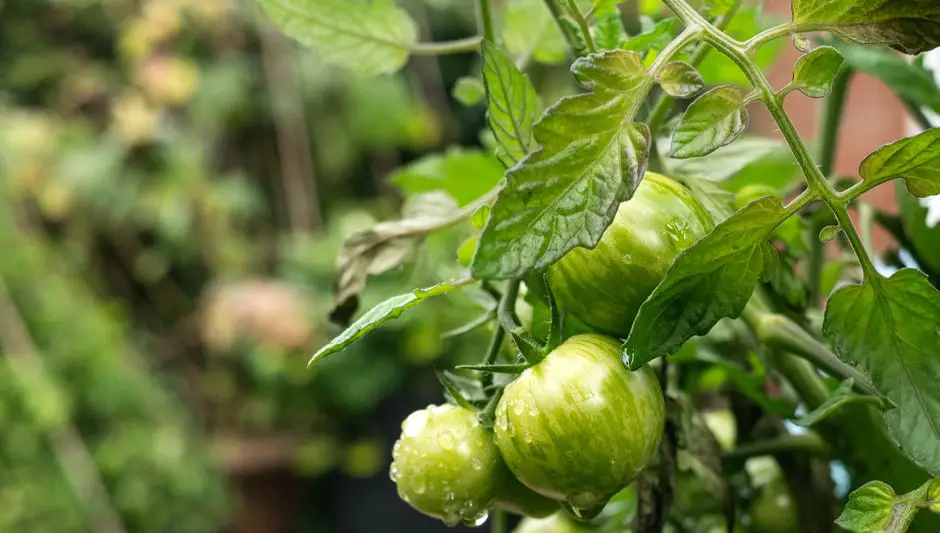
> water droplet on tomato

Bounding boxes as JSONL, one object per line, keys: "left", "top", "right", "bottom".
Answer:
{"left": 466, "top": 511, "right": 489, "bottom": 527}
{"left": 437, "top": 432, "right": 456, "bottom": 450}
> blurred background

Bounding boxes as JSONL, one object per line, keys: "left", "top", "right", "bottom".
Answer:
{"left": 0, "top": 0, "right": 933, "bottom": 532}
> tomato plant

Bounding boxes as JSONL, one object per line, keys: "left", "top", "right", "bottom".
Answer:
{"left": 262, "top": 0, "right": 940, "bottom": 531}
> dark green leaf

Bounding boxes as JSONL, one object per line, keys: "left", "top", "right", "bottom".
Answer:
{"left": 482, "top": 41, "right": 542, "bottom": 167}
{"left": 503, "top": 0, "right": 568, "bottom": 64}
{"left": 859, "top": 129, "right": 940, "bottom": 198}
{"left": 622, "top": 18, "right": 678, "bottom": 57}
{"left": 834, "top": 41, "right": 940, "bottom": 114}
{"left": 657, "top": 61, "right": 704, "bottom": 98}
{"left": 593, "top": 10, "right": 627, "bottom": 50}
{"left": 472, "top": 50, "right": 652, "bottom": 279}
{"left": 835, "top": 481, "right": 899, "bottom": 532}
{"left": 330, "top": 192, "right": 459, "bottom": 324}
{"left": 313, "top": 278, "right": 473, "bottom": 363}
{"left": 671, "top": 86, "right": 748, "bottom": 159}
{"left": 257, "top": 0, "right": 417, "bottom": 76}
{"left": 624, "top": 197, "right": 785, "bottom": 367}
{"left": 791, "top": 0, "right": 940, "bottom": 54}
{"left": 391, "top": 147, "right": 503, "bottom": 205}
{"left": 791, "top": 46, "right": 844, "bottom": 98}
{"left": 795, "top": 379, "right": 880, "bottom": 427}
{"left": 453, "top": 76, "right": 485, "bottom": 106}
{"left": 824, "top": 269, "right": 940, "bottom": 475}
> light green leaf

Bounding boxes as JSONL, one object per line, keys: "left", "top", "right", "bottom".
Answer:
{"left": 859, "top": 129, "right": 940, "bottom": 198}
{"left": 592, "top": 0, "right": 621, "bottom": 17}
{"left": 624, "top": 197, "right": 785, "bottom": 368}
{"left": 698, "top": 6, "right": 784, "bottom": 86}
{"left": 258, "top": 0, "right": 418, "bottom": 76}
{"left": 794, "top": 379, "right": 880, "bottom": 427}
{"left": 657, "top": 61, "right": 704, "bottom": 98}
{"left": 833, "top": 41, "right": 940, "bottom": 114}
{"left": 677, "top": 175, "right": 735, "bottom": 222}
{"left": 593, "top": 10, "right": 627, "bottom": 50}
{"left": 791, "top": 46, "right": 844, "bottom": 98}
{"left": 390, "top": 147, "right": 504, "bottom": 206}
{"left": 835, "top": 481, "right": 903, "bottom": 532}
{"left": 472, "top": 50, "right": 652, "bottom": 279}
{"left": 329, "top": 192, "right": 458, "bottom": 324}
{"left": 482, "top": 41, "right": 541, "bottom": 167}
{"left": 453, "top": 77, "right": 485, "bottom": 106}
{"left": 664, "top": 136, "right": 794, "bottom": 184}
{"left": 824, "top": 269, "right": 940, "bottom": 475}
{"left": 622, "top": 18, "right": 678, "bottom": 57}
{"left": 503, "top": 0, "right": 568, "bottom": 65}
{"left": 671, "top": 86, "right": 748, "bottom": 159}
{"left": 791, "top": 0, "right": 940, "bottom": 54}
{"left": 313, "top": 278, "right": 473, "bottom": 363}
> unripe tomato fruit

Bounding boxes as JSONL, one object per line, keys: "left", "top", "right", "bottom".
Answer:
{"left": 495, "top": 334, "right": 665, "bottom": 516}
{"left": 497, "top": 474, "right": 560, "bottom": 518}
{"left": 391, "top": 404, "right": 507, "bottom": 526}
{"left": 548, "top": 172, "right": 713, "bottom": 337}
{"left": 747, "top": 480, "right": 799, "bottom": 533}
{"left": 897, "top": 182, "right": 940, "bottom": 275}
{"left": 513, "top": 512, "right": 593, "bottom": 533}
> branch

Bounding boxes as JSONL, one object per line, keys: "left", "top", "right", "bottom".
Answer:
{"left": 412, "top": 36, "right": 485, "bottom": 55}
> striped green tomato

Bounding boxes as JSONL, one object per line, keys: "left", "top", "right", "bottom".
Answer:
{"left": 548, "top": 172, "right": 713, "bottom": 337}
{"left": 391, "top": 404, "right": 507, "bottom": 526}
{"left": 494, "top": 334, "right": 665, "bottom": 517}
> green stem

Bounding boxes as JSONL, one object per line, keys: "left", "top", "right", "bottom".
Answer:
{"left": 744, "top": 22, "right": 830, "bottom": 52}
{"left": 646, "top": 1, "right": 741, "bottom": 135}
{"left": 481, "top": 279, "right": 521, "bottom": 389}
{"left": 477, "top": 0, "right": 495, "bottom": 43}
{"left": 724, "top": 433, "right": 828, "bottom": 462}
{"left": 565, "top": 0, "right": 598, "bottom": 53}
{"left": 491, "top": 508, "right": 507, "bottom": 533}
{"left": 742, "top": 305, "right": 879, "bottom": 397}
{"left": 411, "top": 36, "right": 485, "bottom": 55}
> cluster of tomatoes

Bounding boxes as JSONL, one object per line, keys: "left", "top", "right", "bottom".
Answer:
{"left": 390, "top": 174, "right": 794, "bottom": 531}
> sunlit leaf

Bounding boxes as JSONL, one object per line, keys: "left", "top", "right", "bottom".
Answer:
{"left": 473, "top": 50, "right": 652, "bottom": 279}
{"left": 391, "top": 147, "right": 504, "bottom": 205}
{"left": 503, "top": 0, "right": 568, "bottom": 65}
{"left": 257, "top": 0, "right": 418, "bottom": 76}
{"left": 835, "top": 481, "right": 901, "bottom": 532}
{"left": 482, "top": 41, "right": 541, "bottom": 167}
{"left": 791, "top": 46, "right": 844, "bottom": 98}
{"left": 622, "top": 19, "right": 678, "bottom": 57}
{"left": 859, "top": 129, "right": 940, "bottom": 198}
{"left": 824, "top": 269, "right": 940, "bottom": 475}
{"left": 593, "top": 10, "right": 627, "bottom": 50}
{"left": 671, "top": 86, "right": 748, "bottom": 159}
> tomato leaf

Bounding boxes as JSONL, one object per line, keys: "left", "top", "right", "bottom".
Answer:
{"left": 472, "top": 50, "right": 652, "bottom": 279}
{"left": 314, "top": 278, "right": 473, "bottom": 363}
{"left": 790, "top": 0, "right": 940, "bottom": 54}
{"left": 391, "top": 147, "right": 504, "bottom": 205}
{"left": 676, "top": 175, "right": 735, "bottom": 222}
{"left": 624, "top": 197, "right": 785, "bottom": 368}
{"left": 670, "top": 86, "right": 748, "bottom": 159}
{"left": 833, "top": 41, "right": 940, "bottom": 114}
{"left": 503, "top": 0, "right": 568, "bottom": 65}
{"left": 824, "top": 269, "right": 940, "bottom": 475}
{"left": 453, "top": 77, "right": 485, "bottom": 107}
{"left": 859, "top": 129, "right": 940, "bottom": 198}
{"left": 482, "top": 41, "right": 541, "bottom": 167}
{"left": 622, "top": 19, "right": 678, "bottom": 57}
{"left": 657, "top": 62, "right": 704, "bottom": 99}
{"left": 791, "top": 46, "right": 844, "bottom": 98}
{"left": 794, "top": 379, "right": 880, "bottom": 427}
{"left": 664, "top": 136, "right": 794, "bottom": 184}
{"left": 330, "top": 192, "right": 459, "bottom": 324}
{"left": 592, "top": 0, "right": 622, "bottom": 17}
{"left": 257, "top": 0, "right": 417, "bottom": 76}
{"left": 835, "top": 481, "right": 902, "bottom": 532}
{"left": 593, "top": 10, "right": 627, "bottom": 50}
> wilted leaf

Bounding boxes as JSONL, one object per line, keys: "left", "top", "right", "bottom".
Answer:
{"left": 824, "top": 269, "right": 940, "bottom": 475}
{"left": 624, "top": 197, "right": 785, "bottom": 367}
{"left": 790, "top": 0, "right": 940, "bottom": 54}
{"left": 257, "top": 0, "right": 418, "bottom": 76}
{"left": 671, "top": 86, "right": 748, "bottom": 159}
{"left": 313, "top": 278, "right": 473, "bottom": 363}
{"left": 859, "top": 129, "right": 940, "bottom": 198}
{"left": 791, "top": 46, "right": 844, "bottom": 98}
{"left": 472, "top": 50, "right": 652, "bottom": 279}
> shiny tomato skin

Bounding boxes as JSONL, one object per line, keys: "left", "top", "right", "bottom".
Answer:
{"left": 391, "top": 404, "right": 507, "bottom": 526}
{"left": 548, "top": 172, "right": 714, "bottom": 337}
{"left": 513, "top": 512, "right": 594, "bottom": 533}
{"left": 494, "top": 334, "right": 665, "bottom": 514}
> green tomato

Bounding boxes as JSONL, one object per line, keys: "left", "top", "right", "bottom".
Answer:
{"left": 391, "top": 404, "right": 507, "bottom": 526}
{"left": 747, "top": 481, "right": 799, "bottom": 533}
{"left": 495, "top": 334, "right": 665, "bottom": 516}
{"left": 897, "top": 181, "right": 940, "bottom": 274}
{"left": 548, "top": 173, "right": 714, "bottom": 336}
{"left": 513, "top": 512, "right": 594, "bottom": 533}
